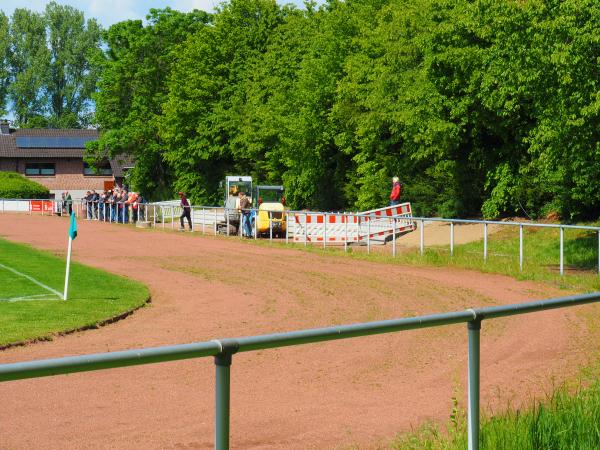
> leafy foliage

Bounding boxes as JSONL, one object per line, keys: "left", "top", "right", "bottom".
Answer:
{"left": 0, "top": 172, "right": 49, "bottom": 199}
{"left": 76, "top": 0, "right": 600, "bottom": 218}
{"left": 88, "top": 8, "right": 211, "bottom": 198}
{"left": 3, "top": 2, "right": 102, "bottom": 127}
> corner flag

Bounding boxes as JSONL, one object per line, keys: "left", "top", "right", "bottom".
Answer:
{"left": 69, "top": 212, "right": 77, "bottom": 240}
{"left": 64, "top": 212, "right": 77, "bottom": 300}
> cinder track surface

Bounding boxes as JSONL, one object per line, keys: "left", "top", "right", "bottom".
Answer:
{"left": 0, "top": 215, "right": 596, "bottom": 449}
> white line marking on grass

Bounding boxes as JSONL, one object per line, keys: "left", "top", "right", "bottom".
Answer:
{"left": 0, "top": 293, "right": 61, "bottom": 302}
{"left": 0, "top": 262, "right": 63, "bottom": 299}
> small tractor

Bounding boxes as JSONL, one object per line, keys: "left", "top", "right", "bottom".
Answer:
{"left": 254, "top": 185, "right": 287, "bottom": 237}
{"left": 216, "top": 176, "right": 287, "bottom": 237}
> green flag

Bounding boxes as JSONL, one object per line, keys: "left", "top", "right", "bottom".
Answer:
{"left": 69, "top": 212, "right": 77, "bottom": 240}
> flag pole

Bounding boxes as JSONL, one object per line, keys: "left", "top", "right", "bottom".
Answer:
{"left": 64, "top": 212, "right": 77, "bottom": 301}
{"left": 63, "top": 235, "right": 72, "bottom": 300}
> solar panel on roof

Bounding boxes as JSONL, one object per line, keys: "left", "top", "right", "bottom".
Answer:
{"left": 15, "top": 136, "right": 97, "bottom": 148}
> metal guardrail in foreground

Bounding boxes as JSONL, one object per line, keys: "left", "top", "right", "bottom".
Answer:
{"left": 1, "top": 293, "right": 600, "bottom": 450}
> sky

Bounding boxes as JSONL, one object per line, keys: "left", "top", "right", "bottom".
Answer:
{"left": 0, "top": 0, "right": 314, "bottom": 27}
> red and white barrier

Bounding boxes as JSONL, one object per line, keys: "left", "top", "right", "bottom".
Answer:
{"left": 292, "top": 203, "right": 416, "bottom": 244}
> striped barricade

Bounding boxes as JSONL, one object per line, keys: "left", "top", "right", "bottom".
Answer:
{"left": 292, "top": 203, "right": 416, "bottom": 244}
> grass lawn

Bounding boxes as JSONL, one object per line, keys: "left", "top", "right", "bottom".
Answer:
{"left": 0, "top": 237, "right": 149, "bottom": 346}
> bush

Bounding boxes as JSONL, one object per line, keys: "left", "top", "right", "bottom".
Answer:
{"left": 0, "top": 172, "right": 50, "bottom": 199}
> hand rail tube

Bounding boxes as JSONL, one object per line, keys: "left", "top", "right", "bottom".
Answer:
{"left": 1, "top": 292, "right": 599, "bottom": 381}
{"left": 0, "top": 341, "right": 221, "bottom": 382}
{"left": 1, "top": 291, "right": 600, "bottom": 450}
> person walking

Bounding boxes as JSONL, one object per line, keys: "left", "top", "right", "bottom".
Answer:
{"left": 389, "top": 176, "right": 402, "bottom": 206}
{"left": 179, "top": 191, "right": 192, "bottom": 230}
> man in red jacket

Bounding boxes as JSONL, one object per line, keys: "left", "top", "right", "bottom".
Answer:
{"left": 389, "top": 176, "right": 401, "bottom": 206}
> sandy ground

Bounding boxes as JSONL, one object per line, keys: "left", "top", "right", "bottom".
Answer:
{"left": 0, "top": 214, "right": 597, "bottom": 449}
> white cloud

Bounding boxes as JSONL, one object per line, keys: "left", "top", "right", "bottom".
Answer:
{"left": 88, "top": 0, "right": 138, "bottom": 26}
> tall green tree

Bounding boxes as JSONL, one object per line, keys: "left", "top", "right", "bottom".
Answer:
{"left": 5, "top": 3, "right": 102, "bottom": 127}
{"left": 0, "top": 12, "right": 10, "bottom": 117}
{"left": 89, "top": 8, "right": 210, "bottom": 198}
{"left": 161, "top": 0, "right": 286, "bottom": 203}
{"left": 7, "top": 8, "right": 49, "bottom": 125}
{"left": 44, "top": 2, "right": 102, "bottom": 127}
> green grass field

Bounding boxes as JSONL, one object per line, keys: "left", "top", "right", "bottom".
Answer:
{"left": 0, "top": 237, "right": 149, "bottom": 346}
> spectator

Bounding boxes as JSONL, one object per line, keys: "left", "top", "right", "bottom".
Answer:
{"left": 137, "top": 193, "right": 146, "bottom": 221}
{"left": 121, "top": 189, "right": 129, "bottom": 223}
{"left": 91, "top": 190, "right": 99, "bottom": 219}
{"left": 178, "top": 191, "right": 192, "bottom": 230}
{"left": 64, "top": 191, "right": 72, "bottom": 216}
{"left": 238, "top": 191, "right": 252, "bottom": 237}
{"left": 98, "top": 191, "right": 106, "bottom": 221}
{"left": 84, "top": 191, "right": 93, "bottom": 219}
{"left": 128, "top": 191, "right": 139, "bottom": 223}
{"left": 390, "top": 177, "right": 402, "bottom": 206}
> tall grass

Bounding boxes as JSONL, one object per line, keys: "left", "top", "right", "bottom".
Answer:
{"left": 391, "top": 382, "right": 600, "bottom": 449}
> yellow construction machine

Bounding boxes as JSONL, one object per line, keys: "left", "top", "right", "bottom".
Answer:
{"left": 254, "top": 185, "right": 287, "bottom": 237}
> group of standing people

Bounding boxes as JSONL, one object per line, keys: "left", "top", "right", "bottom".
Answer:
{"left": 83, "top": 188, "right": 146, "bottom": 223}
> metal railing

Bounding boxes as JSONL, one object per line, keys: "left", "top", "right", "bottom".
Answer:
{"left": 3, "top": 198, "right": 600, "bottom": 276}
{"left": 1, "top": 292, "right": 599, "bottom": 449}
{"left": 410, "top": 216, "right": 600, "bottom": 276}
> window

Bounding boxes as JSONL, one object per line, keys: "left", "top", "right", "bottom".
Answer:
{"left": 84, "top": 162, "right": 112, "bottom": 176}
{"left": 25, "top": 163, "right": 55, "bottom": 176}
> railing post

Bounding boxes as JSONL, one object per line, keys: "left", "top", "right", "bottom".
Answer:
{"left": 450, "top": 222, "right": 454, "bottom": 257}
{"left": 269, "top": 211, "right": 273, "bottom": 242}
{"left": 392, "top": 217, "right": 397, "bottom": 258}
{"left": 304, "top": 212, "right": 308, "bottom": 247}
{"left": 171, "top": 206, "right": 174, "bottom": 230}
{"left": 519, "top": 224, "right": 523, "bottom": 272}
{"left": 215, "top": 353, "right": 232, "bottom": 450}
{"left": 226, "top": 208, "right": 230, "bottom": 236}
{"left": 285, "top": 211, "right": 289, "bottom": 244}
{"left": 214, "top": 340, "right": 238, "bottom": 450}
{"left": 323, "top": 213, "right": 327, "bottom": 249}
{"left": 560, "top": 226, "right": 564, "bottom": 276}
{"left": 468, "top": 319, "right": 481, "bottom": 450}
{"left": 483, "top": 223, "right": 488, "bottom": 261}
{"left": 215, "top": 208, "right": 218, "bottom": 235}
{"left": 367, "top": 215, "right": 371, "bottom": 254}
{"left": 344, "top": 214, "right": 349, "bottom": 253}
{"left": 253, "top": 209, "right": 257, "bottom": 240}
{"left": 420, "top": 219, "right": 424, "bottom": 256}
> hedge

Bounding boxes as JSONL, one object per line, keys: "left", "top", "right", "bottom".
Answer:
{"left": 0, "top": 172, "right": 50, "bottom": 199}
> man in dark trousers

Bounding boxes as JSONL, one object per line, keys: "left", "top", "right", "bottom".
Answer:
{"left": 389, "top": 176, "right": 401, "bottom": 206}
{"left": 179, "top": 191, "right": 192, "bottom": 230}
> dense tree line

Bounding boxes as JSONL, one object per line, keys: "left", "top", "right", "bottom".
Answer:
{"left": 0, "top": 2, "right": 102, "bottom": 127}
{"left": 3, "top": 0, "right": 599, "bottom": 219}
